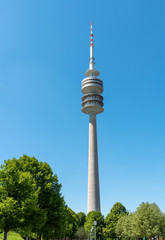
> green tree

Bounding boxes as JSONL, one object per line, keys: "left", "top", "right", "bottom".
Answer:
{"left": 0, "top": 158, "right": 45, "bottom": 240}
{"left": 75, "top": 226, "right": 88, "bottom": 240}
{"left": 77, "top": 212, "right": 86, "bottom": 227}
{"left": 64, "top": 207, "right": 79, "bottom": 239}
{"left": 116, "top": 202, "right": 165, "bottom": 239}
{"left": 103, "top": 202, "right": 128, "bottom": 239}
{"left": 159, "top": 213, "right": 165, "bottom": 238}
{"left": 116, "top": 213, "right": 135, "bottom": 239}
{"left": 133, "top": 202, "right": 163, "bottom": 238}
{"left": 84, "top": 211, "right": 105, "bottom": 240}
{"left": 16, "top": 155, "right": 66, "bottom": 240}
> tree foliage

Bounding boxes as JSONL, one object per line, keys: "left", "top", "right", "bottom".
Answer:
{"left": 75, "top": 226, "right": 88, "bottom": 240}
{"left": 18, "top": 155, "right": 66, "bottom": 239}
{"left": 0, "top": 158, "right": 45, "bottom": 240}
{"left": 134, "top": 202, "right": 163, "bottom": 238}
{"left": 116, "top": 202, "right": 165, "bottom": 239}
{"left": 116, "top": 213, "right": 135, "bottom": 238}
{"left": 77, "top": 212, "right": 86, "bottom": 227}
{"left": 0, "top": 155, "right": 66, "bottom": 240}
{"left": 64, "top": 207, "right": 79, "bottom": 238}
{"left": 84, "top": 211, "right": 105, "bottom": 240}
{"left": 103, "top": 202, "right": 128, "bottom": 239}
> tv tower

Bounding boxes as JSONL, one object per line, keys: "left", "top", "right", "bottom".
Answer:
{"left": 81, "top": 23, "right": 104, "bottom": 213}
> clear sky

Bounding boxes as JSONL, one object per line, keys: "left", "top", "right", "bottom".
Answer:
{"left": 0, "top": 0, "right": 165, "bottom": 216}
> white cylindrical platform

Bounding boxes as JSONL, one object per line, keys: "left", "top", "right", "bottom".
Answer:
{"left": 87, "top": 113, "right": 100, "bottom": 213}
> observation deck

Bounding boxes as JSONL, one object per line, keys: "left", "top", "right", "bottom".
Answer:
{"left": 81, "top": 73, "right": 104, "bottom": 114}
{"left": 81, "top": 76, "right": 103, "bottom": 94}
{"left": 81, "top": 93, "right": 104, "bottom": 114}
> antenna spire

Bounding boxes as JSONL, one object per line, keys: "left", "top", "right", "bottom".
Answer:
{"left": 85, "top": 22, "right": 100, "bottom": 76}
{"left": 90, "top": 22, "right": 94, "bottom": 46}
{"left": 89, "top": 22, "right": 95, "bottom": 70}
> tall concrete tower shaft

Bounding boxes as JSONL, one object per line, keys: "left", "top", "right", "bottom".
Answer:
{"left": 81, "top": 23, "right": 104, "bottom": 213}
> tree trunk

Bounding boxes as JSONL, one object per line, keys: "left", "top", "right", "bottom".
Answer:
{"left": 4, "top": 227, "right": 9, "bottom": 240}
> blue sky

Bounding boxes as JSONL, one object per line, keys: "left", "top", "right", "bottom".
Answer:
{"left": 0, "top": 0, "right": 165, "bottom": 216}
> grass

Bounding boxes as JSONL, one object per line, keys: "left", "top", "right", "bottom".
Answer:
{"left": 0, "top": 231, "right": 23, "bottom": 240}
